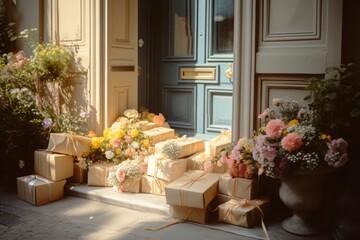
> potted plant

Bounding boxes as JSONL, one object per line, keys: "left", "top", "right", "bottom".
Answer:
{"left": 252, "top": 98, "right": 349, "bottom": 236}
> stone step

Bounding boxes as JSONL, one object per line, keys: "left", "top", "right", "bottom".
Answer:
{"left": 65, "top": 184, "right": 169, "bottom": 216}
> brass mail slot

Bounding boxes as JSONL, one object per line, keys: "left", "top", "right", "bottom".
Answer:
{"left": 180, "top": 67, "right": 216, "bottom": 80}
{"left": 112, "top": 66, "right": 135, "bottom": 72}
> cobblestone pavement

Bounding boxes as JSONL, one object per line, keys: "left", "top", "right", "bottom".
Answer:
{"left": 1, "top": 186, "right": 332, "bottom": 240}
{"left": 0, "top": 187, "right": 259, "bottom": 240}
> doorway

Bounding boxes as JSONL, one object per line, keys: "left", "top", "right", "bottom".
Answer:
{"left": 139, "top": 0, "right": 234, "bottom": 139}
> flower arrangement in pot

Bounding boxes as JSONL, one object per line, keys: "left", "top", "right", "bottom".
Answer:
{"left": 253, "top": 97, "right": 349, "bottom": 236}
{"left": 254, "top": 98, "right": 348, "bottom": 179}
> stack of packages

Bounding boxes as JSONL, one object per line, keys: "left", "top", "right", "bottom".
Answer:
{"left": 141, "top": 129, "right": 204, "bottom": 195}
{"left": 214, "top": 173, "right": 270, "bottom": 228}
{"left": 212, "top": 136, "right": 270, "bottom": 229}
{"left": 17, "top": 133, "right": 91, "bottom": 206}
{"left": 158, "top": 132, "right": 231, "bottom": 224}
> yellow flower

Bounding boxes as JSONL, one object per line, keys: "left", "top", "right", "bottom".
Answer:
{"left": 91, "top": 137, "right": 101, "bottom": 149}
{"left": 147, "top": 113, "right": 155, "bottom": 121}
{"left": 321, "top": 134, "right": 331, "bottom": 142}
{"left": 142, "top": 139, "right": 149, "bottom": 148}
{"left": 114, "top": 129, "right": 125, "bottom": 139}
{"left": 115, "top": 148, "right": 122, "bottom": 155}
{"left": 246, "top": 160, "right": 253, "bottom": 165}
{"left": 245, "top": 145, "right": 252, "bottom": 153}
{"left": 103, "top": 128, "right": 110, "bottom": 138}
{"left": 130, "top": 128, "right": 139, "bottom": 138}
{"left": 283, "top": 129, "right": 288, "bottom": 136}
{"left": 288, "top": 119, "right": 299, "bottom": 126}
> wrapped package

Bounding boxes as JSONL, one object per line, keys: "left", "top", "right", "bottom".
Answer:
{"left": 69, "top": 162, "right": 87, "bottom": 184}
{"left": 17, "top": 175, "right": 66, "bottom": 206}
{"left": 87, "top": 162, "right": 115, "bottom": 187}
{"left": 34, "top": 150, "right": 74, "bottom": 181}
{"left": 169, "top": 205, "right": 210, "bottom": 224}
{"left": 135, "top": 121, "right": 158, "bottom": 131}
{"left": 143, "top": 127, "right": 176, "bottom": 146}
{"left": 218, "top": 172, "right": 258, "bottom": 200}
{"left": 114, "top": 177, "right": 141, "bottom": 193}
{"left": 156, "top": 137, "right": 205, "bottom": 158}
{"left": 47, "top": 133, "right": 91, "bottom": 156}
{"left": 165, "top": 170, "right": 220, "bottom": 209}
{"left": 141, "top": 175, "right": 169, "bottom": 195}
{"left": 207, "top": 130, "right": 232, "bottom": 157}
{"left": 218, "top": 198, "right": 270, "bottom": 228}
{"left": 147, "top": 154, "right": 187, "bottom": 182}
{"left": 187, "top": 152, "right": 208, "bottom": 170}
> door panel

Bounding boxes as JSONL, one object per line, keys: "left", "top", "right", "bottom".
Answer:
{"left": 160, "top": 0, "right": 234, "bottom": 138}
{"left": 105, "top": 0, "right": 138, "bottom": 127}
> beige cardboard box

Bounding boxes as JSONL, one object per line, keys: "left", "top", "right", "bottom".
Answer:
{"left": 186, "top": 152, "right": 208, "bottom": 170}
{"left": 114, "top": 177, "right": 141, "bottom": 193}
{"left": 34, "top": 150, "right": 74, "bottom": 181}
{"left": 169, "top": 205, "right": 210, "bottom": 224}
{"left": 47, "top": 133, "right": 91, "bottom": 156}
{"left": 69, "top": 162, "right": 87, "bottom": 184}
{"left": 165, "top": 170, "right": 220, "bottom": 209}
{"left": 141, "top": 175, "right": 169, "bottom": 195}
{"left": 218, "top": 173, "right": 258, "bottom": 200}
{"left": 143, "top": 127, "right": 176, "bottom": 146}
{"left": 87, "top": 162, "right": 115, "bottom": 187}
{"left": 147, "top": 154, "right": 187, "bottom": 182}
{"left": 135, "top": 121, "right": 158, "bottom": 131}
{"left": 218, "top": 198, "right": 270, "bottom": 228}
{"left": 17, "top": 175, "right": 66, "bottom": 206}
{"left": 207, "top": 130, "right": 232, "bottom": 157}
{"left": 156, "top": 137, "right": 205, "bottom": 158}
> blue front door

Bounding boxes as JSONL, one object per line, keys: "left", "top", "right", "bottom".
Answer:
{"left": 141, "top": 0, "right": 234, "bottom": 139}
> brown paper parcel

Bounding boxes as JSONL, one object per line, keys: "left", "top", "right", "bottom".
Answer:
{"left": 69, "top": 162, "right": 87, "bottom": 184}
{"left": 218, "top": 198, "right": 270, "bottom": 228}
{"left": 186, "top": 152, "right": 208, "bottom": 170}
{"left": 34, "top": 150, "right": 74, "bottom": 181}
{"left": 169, "top": 204, "right": 210, "bottom": 224}
{"left": 47, "top": 133, "right": 91, "bottom": 156}
{"left": 117, "top": 177, "right": 141, "bottom": 193}
{"left": 87, "top": 162, "right": 115, "bottom": 187}
{"left": 141, "top": 175, "right": 169, "bottom": 195}
{"left": 17, "top": 175, "right": 66, "bottom": 206}
{"left": 164, "top": 170, "right": 219, "bottom": 209}
{"left": 143, "top": 127, "right": 176, "bottom": 146}
{"left": 147, "top": 154, "right": 187, "bottom": 182}
{"left": 135, "top": 121, "right": 158, "bottom": 131}
{"left": 155, "top": 137, "right": 205, "bottom": 158}
{"left": 218, "top": 172, "right": 258, "bottom": 200}
{"left": 207, "top": 130, "right": 232, "bottom": 157}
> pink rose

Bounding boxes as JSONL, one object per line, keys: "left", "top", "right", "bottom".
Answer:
{"left": 265, "top": 119, "right": 285, "bottom": 138}
{"left": 258, "top": 108, "right": 270, "bottom": 120}
{"left": 281, "top": 133, "right": 303, "bottom": 152}
{"left": 116, "top": 169, "right": 126, "bottom": 182}
{"left": 125, "top": 135, "right": 132, "bottom": 143}
{"left": 153, "top": 113, "right": 166, "bottom": 126}
{"left": 111, "top": 138, "right": 121, "bottom": 148}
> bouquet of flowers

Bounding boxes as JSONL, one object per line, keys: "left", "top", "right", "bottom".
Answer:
{"left": 107, "top": 159, "right": 147, "bottom": 192}
{"left": 83, "top": 109, "right": 167, "bottom": 167}
{"left": 253, "top": 98, "right": 348, "bottom": 179}
{"left": 216, "top": 137, "right": 260, "bottom": 179}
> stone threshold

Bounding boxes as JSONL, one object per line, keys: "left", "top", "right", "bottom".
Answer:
{"left": 65, "top": 183, "right": 329, "bottom": 240}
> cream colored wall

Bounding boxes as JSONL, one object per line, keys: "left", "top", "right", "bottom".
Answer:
{"left": 232, "top": 0, "right": 343, "bottom": 140}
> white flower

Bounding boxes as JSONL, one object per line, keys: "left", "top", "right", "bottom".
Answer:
{"left": 105, "top": 150, "right": 115, "bottom": 159}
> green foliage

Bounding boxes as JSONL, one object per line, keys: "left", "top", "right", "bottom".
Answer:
{"left": 305, "top": 63, "right": 360, "bottom": 144}
{"left": 0, "top": 25, "right": 88, "bottom": 186}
